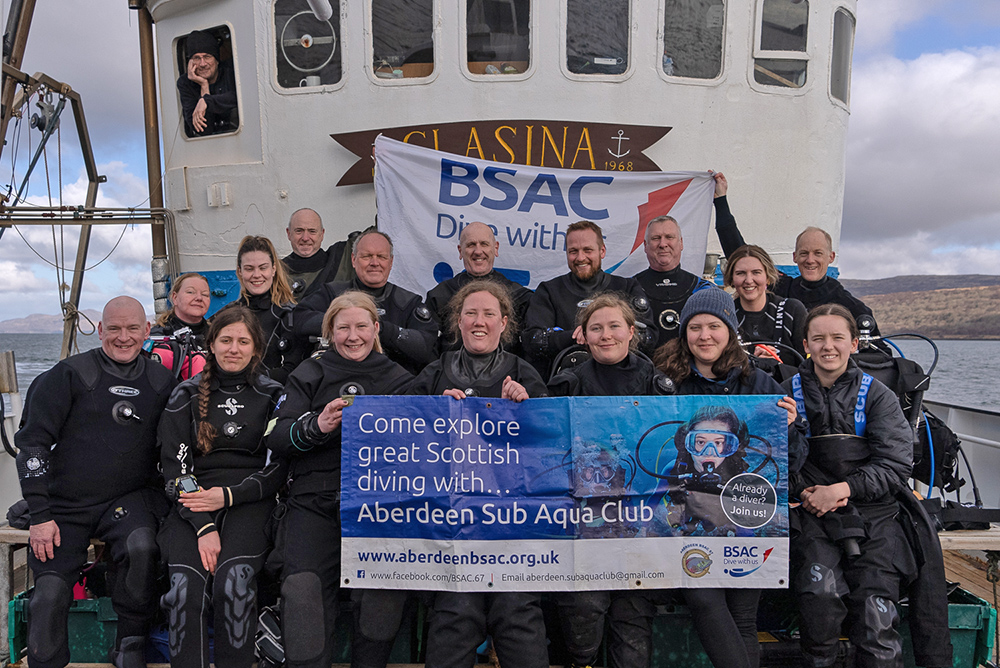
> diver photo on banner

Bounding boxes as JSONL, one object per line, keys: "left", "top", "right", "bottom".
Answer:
{"left": 372, "top": 135, "right": 716, "bottom": 297}
{"left": 341, "top": 394, "right": 789, "bottom": 592}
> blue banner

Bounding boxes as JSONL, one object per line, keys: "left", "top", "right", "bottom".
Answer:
{"left": 342, "top": 395, "right": 789, "bottom": 591}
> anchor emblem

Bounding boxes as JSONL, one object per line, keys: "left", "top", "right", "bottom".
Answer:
{"left": 608, "top": 130, "right": 630, "bottom": 158}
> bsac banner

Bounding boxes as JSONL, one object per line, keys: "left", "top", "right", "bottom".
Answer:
{"left": 373, "top": 135, "right": 716, "bottom": 297}
{"left": 341, "top": 395, "right": 789, "bottom": 592}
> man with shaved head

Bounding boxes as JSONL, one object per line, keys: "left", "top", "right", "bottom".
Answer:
{"left": 281, "top": 208, "right": 357, "bottom": 299}
{"left": 16, "top": 296, "right": 176, "bottom": 667}
{"left": 425, "top": 221, "right": 533, "bottom": 352}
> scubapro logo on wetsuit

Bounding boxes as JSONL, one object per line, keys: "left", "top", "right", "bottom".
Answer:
{"left": 219, "top": 398, "right": 245, "bottom": 416}
{"left": 109, "top": 386, "right": 140, "bottom": 397}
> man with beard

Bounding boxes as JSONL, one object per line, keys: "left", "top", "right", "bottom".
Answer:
{"left": 523, "top": 220, "right": 654, "bottom": 376}
{"left": 425, "top": 221, "right": 533, "bottom": 354}
{"left": 281, "top": 208, "right": 357, "bottom": 300}
{"left": 293, "top": 227, "right": 437, "bottom": 372}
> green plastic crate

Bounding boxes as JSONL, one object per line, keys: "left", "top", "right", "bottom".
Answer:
{"left": 901, "top": 587, "right": 997, "bottom": 668}
{"left": 8, "top": 592, "right": 118, "bottom": 663}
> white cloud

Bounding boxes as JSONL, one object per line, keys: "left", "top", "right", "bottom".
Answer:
{"left": 841, "top": 47, "right": 1000, "bottom": 259}
{"left": 838, "top": 234, "right": 1000, "bottom": 280}
{"left": 854, "top": 0, "right": 941, "bottom": 57}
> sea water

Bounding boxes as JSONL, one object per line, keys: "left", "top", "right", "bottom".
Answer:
{"left": 0, "top": 333, "right": 997, "bottom": 411}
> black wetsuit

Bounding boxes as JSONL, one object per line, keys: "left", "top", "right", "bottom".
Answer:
{"left": 425, "top": 269, "right": 533, "bottom": 355}
{"left": 548, "top": 354, "right": 672, "bottom": 668}
{"left": 734, "top": 293, "right": 808, "bottom": 364}
{"left": 221, "top": 294, "right": 303, "bottom": 384}
{"left": 282, "top": 243, "right": 350, "bottom": 301}
{"left": 157, "top": 368, "right": 285, "bottom": 668}
{"left": 176, "top": 59, "right": 238, "bottom": 137}
{"left": 405, "top": 348, "right": 549, "bottom": 668}
{"left": 15, "top": 349, "right": 176, "bottom": 668}
{"left": 783, "top": 360, "right": 915, "bottom": 668}
{"left": 633, "top": 266, "right": 715, "bottom": 346}
{"left": 267, "top": 349, "right": 412, "bottom": 668}
{"left": 713, "top": 200, "right": 887, "bottom": 344}
{"left": 522, "top": 270, "right": 654, "bottom": 375}
{"left": 294, "top": 278, "right": 437, "bottom": 373}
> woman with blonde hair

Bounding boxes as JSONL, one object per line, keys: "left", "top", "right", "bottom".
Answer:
{"left": 267, "top": 291, "right": 413, "bottom": 668}
{"left": 221, "top": 235, "right": 302, "bottom": 382}
{"left": 149, "top": 272, "right": 212, "bottom": 378}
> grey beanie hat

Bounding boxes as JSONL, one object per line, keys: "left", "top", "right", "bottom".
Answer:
{"left": 679, "top": 287, "right": 739, "bottom": 335}
{"left": 186, "top": 30, "right": 220, "bottom": 62}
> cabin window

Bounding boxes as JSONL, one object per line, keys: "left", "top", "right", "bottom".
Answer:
{"left": 466, "top": 0, "right": 530, "bottom": 75}
{"left": 663, "top": 0, "right": 725, "bottom": 79}
{"left": 830, "top": 8, "right": 854, "bottom": 104}
{"left": 274, "top": 0, "right": 342, "bottom": 89}
{"left": 566, "top": 0, "right": 629, "bottom": 75}
{"left": 176, "top": 26, "right": 239, "bottom": 138}
{"left": 373, "top": 0, "right": 434, "bottom": 79}
{"left": 754, "top": 0, "right": 808, "bottom": 88}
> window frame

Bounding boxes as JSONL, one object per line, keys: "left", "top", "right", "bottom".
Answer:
{"left": 460, "top": 0, "right": 535, "bottom": 83}
{"left": 271, "top": 0, "right": 348, "bottom": 95}
{"left": 367, "top": 0, "right": 440, "bottom": 86}
{"left": 560, "top": 0, "right": 635, "bottom": 82}
{"left": 749, "top": 0, "right": 811, "bottom": 94}
{"left": 175, "top": 22, "right": 243, "bottom": 139}
{"left": 657, "top": 0, "right": 728, "bottom": 86}
{"left": 828, "top": 5, "right": 855, "bottom": 109}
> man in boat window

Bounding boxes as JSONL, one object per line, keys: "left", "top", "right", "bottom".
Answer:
{"left": 281, "top": 207, "right": 357, "bottom": 300}
{"left": 176, "top": 29, "right": 238, "bottom": 137}
{"left": 632, "top": 214, "right": 716, "bottom": 347}
{"left": 293, "top": 227, "right": 438, "bottom": 373}
{"left": 425, "top": 221, "right": 533, "bottom": 355}
{"left": 522, "top": 220, "right": 656, "bottom": 376}
{"left": 712, "top": 173, "right": 886, "bottom": 342}
{"left": 15, "top": 296, "right": 176, "bottom": 668}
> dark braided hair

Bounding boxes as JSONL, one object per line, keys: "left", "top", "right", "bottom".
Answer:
{"left": 196, "top": 305, "right": 265, "bottom": 454}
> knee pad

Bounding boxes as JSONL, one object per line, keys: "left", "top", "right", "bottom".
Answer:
{"left": 859, "top": 595, "right": 901, "bottom": 662}
{"left": 123, "top": 527, "right": 158, "bottom": 601}
{"left": 28, "top": 575, "right": 72, "bottom": 665}
{"left": 281, "top": 571, "right": 327, "bottom": 662}
{"left": 357, "top": 590, "right": 406, "bottom": 641}
{"left": 796, "top": 562, "right": 844, "bottom": 598}
{"left": 161, "top": 570, "right": 204, "bottom": 657}
{"left": 220, "top": 562, "right": 258, "bottom": 650}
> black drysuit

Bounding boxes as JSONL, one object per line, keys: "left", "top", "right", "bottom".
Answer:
{"left": 157, "top": 368, "right": 285, "bottom": 668}
{"left": 783, "top": 360, "right": 915, "bottom": 668}
{"left": 405, "top": 348, "right": 550, "bottom": 668}
{"left": 267, "top": 349, "right": 412, "bottom": 668}
{"left": 548, "top": 354, "right": 672, "bottom": 668}
{"left": 15, "top": 349, "right": 176, "bottom": 668}
{"left": 522, "top": 270, "right": 654, "bottom": 375}
{"left": 294, "top": 278, "right": 437, "bottom": 373}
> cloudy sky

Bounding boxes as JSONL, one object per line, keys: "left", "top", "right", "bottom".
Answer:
{"left": 0, "top": 1, "right": 997, "bottom": 320}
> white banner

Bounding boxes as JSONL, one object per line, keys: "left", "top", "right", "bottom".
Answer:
{"left": 373, "top": 136, "right": 716, "bottom": 296}
{"left": 344, "top": 537, "right": 788, "bottom": 592}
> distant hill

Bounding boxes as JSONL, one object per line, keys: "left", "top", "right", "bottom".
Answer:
{"left": 0, "top": 310, "right": 103, "bottom": 333}
{"left": 864, "top": 285, "right": 1000, "bottom": 340}
{"left": 841, "top": 274, "right": 1000, "bottom": 298}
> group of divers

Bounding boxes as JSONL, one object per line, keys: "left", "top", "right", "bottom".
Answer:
{"left": 14, "top": 173, "right": 954, "bottom": 668}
